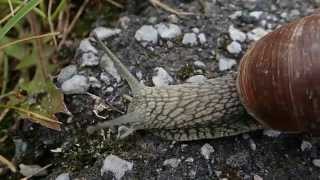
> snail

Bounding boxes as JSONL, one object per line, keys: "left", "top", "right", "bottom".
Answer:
{"left": 87, "top": 13, "right": 320, "bottom": 141}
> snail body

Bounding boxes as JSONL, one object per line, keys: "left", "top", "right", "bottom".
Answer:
{"left": 88, "top": 13, "right": 320, "bottom": 141}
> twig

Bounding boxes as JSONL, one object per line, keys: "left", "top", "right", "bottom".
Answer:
{"left": 20, "top": 163, "right": 52, "bottom": 180}
{"left": 58, "top": 0, "right": 90, "bottom": 49}
{"left": 47, "top": 0, "right": 57, "bottom": 46}
{"left": 149, "top": 0, "right": 194, "bottom": 16}
{"left": 0, "top": 108, "right": 10, "bottom": 123}
{"left": 105, "top": 0, "right": 124, "bottom": 9}
{"left": 8, "top": 0, "right": 14, "bottom": 16}
{"left": 0, "top": 32, "right": 60, "bottom": 50}
{"left": 0, "top": 3, "right": 22, "bottom": 24}
{"left": 0, "top": 155, "right": 16, "bottom": 173}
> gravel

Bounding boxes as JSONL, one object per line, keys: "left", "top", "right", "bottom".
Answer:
{"left": 61, "top": 75, "right": 89, "bottom": 94}
{"left": 186, "top": 75, "right": 207, "bottom": 83}
{"left": 57, "top": 65, "right": 77, "bottom": 84}
{"left": 78, "top": 38, "right": 98, "bottom": 53}
{"left": 163, "top": 158, "right": 181, "bottom": 168}
{"left": 134, "top": 25, "right": 158, "bottom": 45}
{"left": 100, "top": 54, "right": 121, "bottom": 83}
{"left": 79, "top": 52, "right": 99, "bottom": 67}
{"left": 182, "top": 33, "right": 198, "bottom": 46}
{"left": 247, "top": 27, "right": 270, "bottom": 41}
{"left": 55, "top": 173, "right": 70, "bottom": 180}
{"left": 301, "top": 140, "right": 312, "bottom": 151}
{"left": 218, "top": 56, "right": 237, "bottom": 71}
{"left": 91, "top": 27, "right": 121, "bottom": 40}
{"left": 200, "top": 143, "right": 215, "bottom": 160}
{"left": 227, "top": 41, "right": 242, "bottom": 54}
{"left": 152, "top": 67, "right": 174, "bottom": 87}
{"left": 155, "top": 23, "right": 182, "bottom": 39}
{"left": 101, "top": 155, "right": 133, "bottom": 180}
{"left": 198, "top": 33, "right": 207, "bottom": 44}
{"left": 229, "top": 25, "right": 247, "bottom": 42}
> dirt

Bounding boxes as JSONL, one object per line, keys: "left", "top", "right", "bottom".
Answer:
{"left": 8, "top": 0, "right": 320, "bottom": 179}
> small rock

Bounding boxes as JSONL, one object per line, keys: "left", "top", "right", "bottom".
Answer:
{"left": 79, "top": 38, "right": 98, "bottom": 53}
{"left": 186, "top": 75, "right": 207, "bottom": 83}
{"left": 247, "top": 27, "right": 269, "bottom": 41}
{"left": 214, "top": 170, "right": 222, "bottom": 177}
{"left": 100, "top": 72, "right": 111, "bottom": 85}
{"left": 185, "top": 157, "right": 194, "bottom": 163}
{"left": 89, "top": 76, "right": 101, "bottom": 88}
{"left": 100, "top": 54, "right": 121, "bottom": 82}
{"left": 155, "top": 23, "right": 182, "bottom": 39}
{"left": 119, "top": 16, "right": 130, "bottom": 29}
{"left": 192, "top": 27, "right": 200, "bottom": 34}
{"left": 229, "top": 11, "right": 242, "bottom": 19}
{"left": 167, "top": 14, "right": 179, "bottom": 23}
{"left": 135, "top": 25, "right": 158, "bottom": 45}
{"left": 182, "top": 33, "right": 198, "bottom": 46}
{"left": 198, "top": 33, "right": 207, "bottom": 44}
{"left": 91, "top": 27, "right": 121, "bottom": 40}
{"left": 19, "top": 164, "right": 47, "bottom": 177}
{"left": 218, "top": 56, "right": 237, "bottom": 71}
{"left": 229, "top": 25, "right": 246, "bottom": 42}
{"left": 249, "top": 139, "right": 257, "bottom": 151}
{"left": 313, "top": 159, "right": 320, "bottom": 167}
{"left": 201, "top": 143, "right": 215, "bottom": 160}
{"left": 57, "top": 65, "right": 77, "bottom": 84}
{"left": 61, "top": 75, "right": 89, "bottom": 94}
{"left": 263, "top": 129, "right": 281, "bottom": 137}
{"left": 249, "top": 11, "right": 264, "bottom": 19}
{"left": 55, "top": 173, "right": 70, "bottom": 180}
{"left": 163, "top": 158, "right": 181, "bottom": 168}
{"left": 101, "top": 154, "right": 133, "bottom": 180}
{"left": 301, "top": 140, "right": 312, "bottom": 152}
{"left": 148, "top": 17, "right": 158, "bottom": 24}
{"left": 80, "top": 52, "right": 99, "bottom": 67}
{"left": 227, "top": 41, "right": 242, "bottom": 54}
{"left": 253, "top": 174, "right": 263, "bottom": 180}
{"left": 194, "top": 60, "right": 206, "bottom": 68}
{"left": 152, "top": 67, "right": 173, "bottom": 87}
{"left": 50, "top": 147, "right": 62, "bottom": 153}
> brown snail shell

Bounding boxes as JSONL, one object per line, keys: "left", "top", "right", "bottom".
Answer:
{"left": 237, "top": 13, "right": 320, "bottom": 134}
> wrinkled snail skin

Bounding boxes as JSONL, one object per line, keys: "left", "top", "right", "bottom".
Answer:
{"left": 237, "top": 13, "right": 320, "bottom": 134}
{"left": 87, "top": 13, "right": 320, "bottom": 141}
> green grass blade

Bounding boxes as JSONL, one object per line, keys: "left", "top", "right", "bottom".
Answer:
{"left": 0, "top": 0, "right": 40, "bottom": 41}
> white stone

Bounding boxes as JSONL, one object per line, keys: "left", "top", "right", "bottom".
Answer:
{"left": 186, "top": 75, "right": 207, "bottom": 83}
{"left": 229, "top": 25, "right": 246, "bottom": 42}
{"left": 79, "top": 38, "right": 98, "bottom": 53}
{"left": 229, "top": 11, "right": 242, "bottom": 19}
{"left": 135, "top": 25, "right": 158, "bottom": 44}
{"left": 155, "top": 23, "right": 182, "bottom": 39}
{"left": 263, "top": 129, "right": 281, "bottom": 137}
{"left": 182, "top": 33, "right": 198, "bottom": 46}
{"left": 80, "top": 52, "right": 99, "bottom": 67}
{"left": 301, "top": 140, "right": 312, "bottom": 151}
{"left": 163, "top": 158, "right": 181, "bottom": 168}
{"left": 152, "top": 67, "right": 173, "bottom": 87}
{"left": 100, "top": 72, "right": 111, "bottom": 85}
{"left": 61, "top": 75, "right": 89, "bottom": 94}
{"left": 19, "top": 164, "right": 47, "bottom": 177}
{"left": 218, "top": 56, "right": 236, "bottom": 71}
{"left": 194, "top": 60, "right": 206, "bottom": 68}
{"left": 253, "top": 174, "right": 263, "bottom": 180}
{"left": 50, "top": 147, "right": 62, "bottom": 153}
{"left": 55, "top": 173, "right": 70, "bottom": 180}
{"left": 185, "top": 157, "right": 194, "bottom": 163}
{"left": 192, "top": 27, "right": 200, "bottom": 34}
{"left": 247, "top": 27, "right": 269, "bottom": 41}
{"left": 249, "top": 139, "right": 257, "bottom": 151}
{"left": 101, "top": 154, "right": 133, "bottom": 179}
{"left": 57, "top": 65, "right": 77, "bottom": 84}
{"left": 119, "top": 16, "right": 130, "bottom": 29}
{"left": 91, "top": 27, "right": 121, "bottom": 40}
{"left": 201, "top": 143, "right": 215, "bottom": 160}
{"left": 198, "top": 33, "right": 207, "bottom": 44}
{"left": 89, "top": 76, "right": 101, "bottom": 88}
{"left": 100, "top": 54, "right": 121, "bottom": 83}
{"left": 313, "top": 159, "right": 320, "bottom": 167}
{"left": 249, "top": 11, "right": 264, "bottom": 19}
{"left": 168, "top": 14, "right": 179, "bottom": 23}
{"left": 227, "top": 41, "right": 242, "bottom": 54}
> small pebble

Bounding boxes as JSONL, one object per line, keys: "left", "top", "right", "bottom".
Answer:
{"left": 57, "top": 65, "right": 77, "bottom": 84}
{"left": 263, "top": 129, "right": 281, "bottom": 137}
{"left": 185, "top": 157, "right": 194, "bottom": 163}
{"left": 135, "top": 25, "right": 158, "bottom": 45}
{"left": 100, "top": 54, "right": 121, "bottom": 83}
{"left": 152, "top": 67, "right": 173, "bottom": 87}
{"left": 218, "top": 56, "right": 237, "bottom": 71}
{"left": 182, "top": 33, "right": 198, "bottom": 46}
{"left": 91, "top": 27, "right": 121, "bottom": 40}
{"left": 186, "top": 75, "right": 207, "bottom": 83}
{"left": 55, "top": 173, "right": 70, "bottom": 180}
{"left": 229, "top": 11, "right": 242, "bottom": 19}
{"left": 155, "top": 23, "right": 182, "bottom": 39}
{"left": 229, "top": 25, "right": 246, "bottom": 42}
{"left": 163, "top": 158, "right": 181, "bottom": 168}
{"left": 247, "top": 27, "right": 269, "bottom": 41}
{"left": 253, "top": 174, "right": 263, "bottom": 180}
{"left": 201, "top": 143, "right": 215, "bottom": 160}
{"left": 198, "top": 33, "right": 207, "bottom": 44}
{"left": 192, "top": 27, "right": 200, "bottom": 34}
{"left": 227, "top": 41, "right": 242, "bottom": 54}
{"left": 249, "top": 11, "right": 264, "bottom": 19}
{"left": 301, "top": 140, "right": 312, "bottom": 152}
{"left": 167, "top": 14, "right": 179, "bottom": 23}
{"left": 78, "top": 38, "right": 98, "bottom": 53}
{"left": 89, "top": 76, "right": 102, "bottom": 88}
{"left": 19, "top": 164, "right": 47, "bottom": 177}
{"left": 101, "top": 155, "right": 133, "bottom": 179}
{"left": 100, "top": 72, "right": 111, "bottom": 85}
{"left": 80, "top": 52, "right": 99, "bottom": 67}
{"left": 61, "top": 75, "right": 89, "bottom": 94}
{"left": 194, "top": 60, "right": 206, "bottom": 68}
{"left": 119, "top": 16, "right": 130, "bottom": 29}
